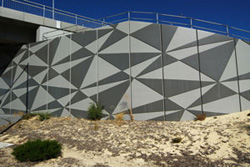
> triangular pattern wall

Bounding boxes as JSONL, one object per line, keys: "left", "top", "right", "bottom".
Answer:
{"left": 0, "top": 21, "right": 250, "bottom": 121}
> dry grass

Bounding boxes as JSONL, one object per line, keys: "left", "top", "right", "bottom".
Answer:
{"left": 195, "top": 113, "right": 206, "bottom": 121}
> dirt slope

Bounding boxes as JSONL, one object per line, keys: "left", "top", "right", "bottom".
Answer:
{"left": 0, "top": 111, "right": 250, "bottom": 167}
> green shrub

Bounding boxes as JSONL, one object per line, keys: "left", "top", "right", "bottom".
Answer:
{"left": 37, "top": 113, "right": 50, "bottom": 121}
{"left": 12, "top": 139, "right": 61, "bottom": 162}
{"left": 22, "top": 113, "right": 50, "bottom": 121}
{"left": 172, "top": 137, "right": 182, "bottom": 143}
{"left": 87, "top": 103, "right": 104, "bottom": 120}
{"left": 22, "top": 113, "right": 37, "bottom": 120}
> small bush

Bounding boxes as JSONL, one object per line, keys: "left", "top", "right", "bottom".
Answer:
{"left": 172, "top": 137, "right": 182, "bottom": 143}
{"left": 38, "top": 113, "right": 50, "bottom": 121}
{"left": 87, "top": 103, "right": 104, "bottom": 120}
{"left": 12, "top": 139, "right": 61, "bottom": 162}
{"left": 195, "top": 113, "right": 206, "bottom": 121}
{"left": 22, "top": 113, "right": 37, "bottom": 120}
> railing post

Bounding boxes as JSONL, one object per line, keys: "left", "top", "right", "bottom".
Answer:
{"left": 226, "top": 25, "right": 229, "bottom": 36}
{"left": 75, "top": 14, "right": 78, "bottom": 25}
{"left": 102, "top": 18, "right": 105, "bottom": 26}
{"left": 43, "top": 5, "right": 45, "bottom": 17}
{"left": 128, "top": 11, "right": 130, "bottom": 21}
{"left": 1, "top": 0, "right": 4, "bottom": 7}
{"left": 190, "top": 17, "right": 193, "bottom": 28}
{"left": 156, "top": 13, "right": 159, "bottom": 24}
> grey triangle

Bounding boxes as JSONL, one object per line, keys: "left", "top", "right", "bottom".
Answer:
{"left": 19, "top": 86, "right": 39, "bottom": 110}
{"left": 48, "top": 38, "right": 60, "bottom": 65}
{"left": 98, "top": 28, "right": 113, "bottom": 38}
{"left": 29, "top": 66, "right": 47, "bottom": 78}
{"left": 165, "top": 110, "right": 184, "bottom": 121}
{"left": 98, "top": 71, "right": 129, "bottom": 86}
{"left": 199, "top": 41, "right": 235, "bottom": 81}
{"left": 181, "top": 54, "right": 199, "bottom": 70}
{"left": 99, "top": 80, "right": 130, "bottom": 114}
{"left": 131, "top": 24, "right": 161, "bottom": 50}
{"left": 202, "top": 83, "right": 237, "bottom": 104}
{"left": 71, "top": 91, "right": 88, "bottom": 104}
{"left": 137, "top": 57, "right": 162, "bottom": 77}
{"left": 35, "top": 45, "right": 48, "bottom": 64}
{"left": 72, "top": 31, "right": 97, "bottom": 47}
{"left": 48, "top": 86, "right": 70, "bottom": 99}
{"left": 70, "top": 56, "right": 94, "bottom": 88}
{"left": 53, "top": 55, "right": 70, "bottom": 66}
{"left": 241, "top": 90, "right": 250, "bottom": 101}
{"left": 165, "top": 98, "right": 183, "bottom": 111}
{"left": 161, "top": 24, "right": 178, "bottom": 52}
{"left": 99, "top": 29, "right": 127, "bottom": 52}
{"left": 131, "top": 53, "right": 160, "bottom": 67}
{"left": 198, "top": 33, "right": 233, "bottom": 46}
{"left": 71, "top": 48, "right": 94, "bottom": 61}
{"left": 99, "top": 53, "right": 129, "bottom": 70}
{"left": 71, "top": 109, "right": 88, "bottom": 118}
{"left": 132, "top": 100, "right": 164, "bottom": 114}
{"left": 48, "top": 100, "right": 63, "bottom": 109}
{"left": 163, "top": 53, "right": 179, "bottom": 66}
{"left": 137, "top": 79, "right": 163, "bottom": 95}
{"left": 50, "top": 109, "right": 63, "bottom": 117}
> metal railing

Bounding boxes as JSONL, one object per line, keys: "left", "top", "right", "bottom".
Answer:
{"left": 43, "top": 11, "right": 250, "bottom": 41}
{"left": 0, "top": 0, "right": 106, "bottom": 27}
{"left": 1, "top": 0, "right": 249, "bottom": 41}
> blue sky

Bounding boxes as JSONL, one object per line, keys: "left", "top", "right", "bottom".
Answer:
{"left": 32, "top": 0, "right": 250, "bottom": 31}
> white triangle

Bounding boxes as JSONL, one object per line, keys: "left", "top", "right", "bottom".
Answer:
{"left": 116, "top": 21, "right": 129, "bottom": 34}
{"left": 98, "top": 31, "right": 113, "bottom": 50}
{"left": 133, "top": 111, "right": 165, "bottom": 121}
{"left": 198, "top": 30, "right": 213, "bottom": 40}
{"left": 220, "top": 52, "right": 237, "bottom": 82}
{"left": 12, "top": 71, "right": 27, "bottom": 89}
{"left": 52, "top": 56, "right": 89, "bottom": 74}
{"left": 45, "top": 75, "right": 76, "bottom": 89}
{"left": 199, "top": 40, "right": 232, "bottom": 53}
{"left": 164, "top": 61, "right": 199, "bottom": 81}
{"left": 180, "top": 110, "right": 196, "bottom": 121}
{"left": 100, "top": 36, "right": 129, "bottom": 54}
{"left": 188, "top": 84, "right": 216, "bottom": 111}
{"left": 166, "top": 27, "right": 196, "bottom": 52}
{"left": 130, "top": 21, "right": 152, "bottom": 34}
{"left": 138, "top": 68, "right": 162, "bottom": 79}
{"left": 239, "top": 79, "right": 250, "bottom": 93}
{"left": 203, "top": 95, "right": 240, "bottom": 113}
{"left": 130, "top": 36, "right": 160, "bottom": 53}
{"left": 9, "top": 98, "right": 26, "bottom": 111}
{"left": 169, "top": 87, "right": 202, "bottom": 109}
{"left": 31, "top": 86, "right": 49, "bottom": 110}
{"left": 0, "top": 78, "right": 9, "bottom": 89}
{"left": 81, "top": 55, "right": 97, "bottom": 88}
{"left": 200, "top": 72, "right": 216, "bottom": 82}
{"left": 112, "top": 86, "right": 131, "bottom": 114}
{"left": 165, "top": 110, "right": 181, "bottom": 115}
{"left": 61, "top": 108, "right": 72, "bottom": 117}
{"left": 33, "top": 68, "right": 48, "bottom": 84}
{"left": 99, "top": 80, "right": 128, "bottom": 93}
{"left": 81, "top": 86, "right": 97, "bottom": 97}
{"left": 235, "top": 40, "right": 250, "bottom": 76}
{"left": 12, "top": 88, "right": 26, "bottom": 98}
{"left": 132, "top": 79, "right": 163, "bottom": 108}
{"left": 221, "top": 81, "right": 238, "bottom": 93}
{"left": 13, "top": 66, "right": 25, "bottom": 82}
{"left": 167, "top": 46, "right": 197, "bottom": 60}
{"left": 98, "top": 57, "right": 121, "bottom": 81}
{"left": 13, "top": 50, "right": 26, "bottom": 64}
{"left": 29, "top": 54, "right": 48, "bottom": 66}
{"left": 69, "top": 97, "right": 94, "bottom": 111}
{"left": 29, "top": 41, "right": 47, "bottom": 53}
{"left": 57, "top": 94, "right": 70, "bottom": 107}
{"left": 0, "top": 108, "right": 4, "bottom": 114}
{"left": 128, "top": 55, "right": 160, "bottom": 77}
{"left": 85, "top": 39, "right": 97, "bottom": 54}
{"left": 52, "top": 36, "right": 82, "bottom": 65}
{"left": 240, "top": 96, "right": 250, "bottom": 111}
{"left": 0, "top": 91, "right": 11, "bottom": 107}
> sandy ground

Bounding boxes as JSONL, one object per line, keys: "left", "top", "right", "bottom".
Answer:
{"left": 0, "top": 111, "right": 250, "bottom": 167}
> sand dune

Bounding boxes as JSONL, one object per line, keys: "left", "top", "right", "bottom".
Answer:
{"left": 0, "top": 111, "right": 250, "bottom": 167}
